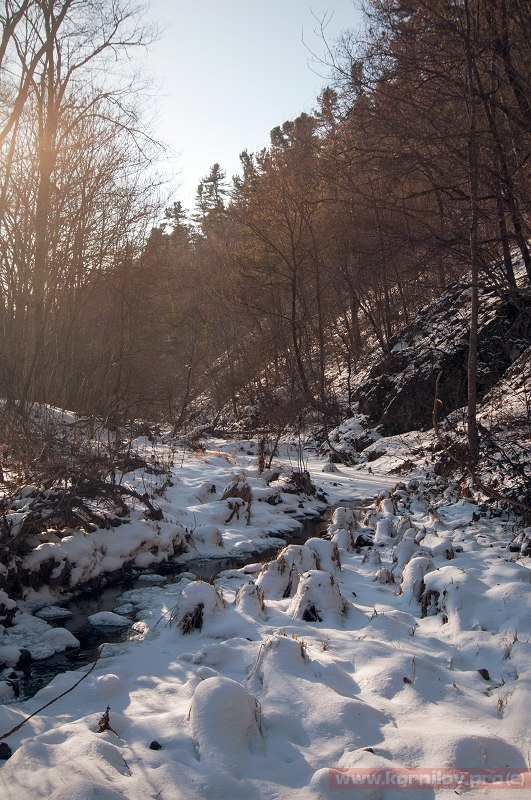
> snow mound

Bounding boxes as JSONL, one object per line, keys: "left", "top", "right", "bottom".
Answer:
{"left": 391, "top": 536, "right": 419, "bottom": 575}
{"left": 194, "top": 481, "right": 217, "bottom": 502}
{"left": 34, "top": 606, "right": 73, "bottom": 621}
{"left": 188, "top": 524, "right": 224, "bottom": 552}
{"left": 328, "top": 506, "right": 356, "bottom": 534}
{"left": 374, "top": 516, "right": 395, "bottom": 545}
{"left": 189, "top": 676, "right": 263, "bottom": 772}
{"left": 331, "top": 528, "right": 356, "bottom": 551}
{"left": 49, "top": 780, "right": 125, "bottom": 800}
{"left": 172, "top": 579, "right": 226, "bottom": 634}
{"left": 32, "top": 627, "right": 80, "bottom": 659}
{"left": 287, "top": 570, "right": 347, "bottom": 623}
{"left": 0, "top": 591, "right": 18, "bottom": 627}
{"left": 374, "top": 567, "right": 395, "bottom": 584}
{"left": 234, "top": 581, "right": 266, "bottom": 619}
{"left": 305, "top": 537, "right": 341, "bottom": 573}
{"left": 0, "top": 681, "right": 15, "bottom": 700}
{"left": 398, "top": 556, "right": 434, "bottom": 604}
{"left": 0, "top": 645, "right": 27, "bottom": 669}
{"left": 310, "top": 767, "right": 381, "bottom": 800}
{"left": 256, "top": 544, "right": 319, "bottom": 598}
{"left": 428, "top": 731, "right": 529, "bottom": 771}
{"left": 248, "top": 633, "right": 310, "bottom": 692}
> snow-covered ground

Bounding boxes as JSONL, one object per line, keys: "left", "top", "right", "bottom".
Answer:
{"left": 0, "top": 438, "right": 530, "bottom": 798}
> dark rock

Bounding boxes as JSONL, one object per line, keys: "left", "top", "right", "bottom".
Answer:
{"left": 521, "top": 534, "right": 531, "bottom": 557}
{"left": 478, "top": 668, "right": 491, "bottom": 681}
{"left": 149, "top": 740, "right": 162, "bottom": 750}
{"left": 15, "top": 648, "right": 32, "bottom": 672}
{"left": 0, "top": 742, "right": 12, "bottom": 760}
{"left": 354, "top": 283, "right": 530, "bottom": 434}
{"left": 354, "top": 533, "right": 374, "bottom": 548}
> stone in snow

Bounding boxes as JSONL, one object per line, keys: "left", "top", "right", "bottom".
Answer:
{"left": 35, "top": 606, "right": 73, "bottom": 621}
{"left": 88, "top": 611, "right": 131, "bottom": 628}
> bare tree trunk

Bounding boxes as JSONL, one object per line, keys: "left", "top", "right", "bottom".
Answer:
{"left": 465, "top": 0, "right": 480, "bottom": 462}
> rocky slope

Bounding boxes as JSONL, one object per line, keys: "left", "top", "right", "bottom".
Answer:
{"left": 355, "top": 280, "right": 530, "bottom": 435}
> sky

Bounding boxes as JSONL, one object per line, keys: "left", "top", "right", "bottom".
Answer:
{"left": 140, "top": 0, "right": 362, "bottom": 212}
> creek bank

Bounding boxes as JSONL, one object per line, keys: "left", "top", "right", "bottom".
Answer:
{"left": 3, "top": 508, "right": 340, "bottom": 701}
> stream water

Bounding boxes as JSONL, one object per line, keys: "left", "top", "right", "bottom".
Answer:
{"left": 16, "top": 512, "right": 331, "bottom": 700}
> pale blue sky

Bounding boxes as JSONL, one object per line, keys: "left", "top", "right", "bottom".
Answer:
{"left": 142, "top": 0, "right": 361, "bottom": 210}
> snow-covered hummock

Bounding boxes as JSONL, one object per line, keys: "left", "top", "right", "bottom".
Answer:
{"left": 190, "top": 676, "right": 263, "bottom": 774}
{"left": 304, "top": 537, "right": 341, "bottom": 574}
{"left": 171, "top": 579, "right": 226, "bottom": 634}
{"left": 330, "top": 527, "right": 356, "bottom": 551}
{"left": 234, "top": 581, "right": 266, "bottom": 619}
{"left": 0, "top": 439, "right": 530, "bottom": 799}
{"left": 187, "top": 523, "right": 224, "bottom": 552}
{"left": 135, "top": 573, "right": 165, "bottom": 583}
{"left": 328, "top": 505, "right": 356, "bottom": 534}
{"left": 34, "top": 606, "right": 73, "bottom": 621}
{"left": 255, "top": 544, "right": 319, "bottom": 598}
{"left": 398, "top": 555, "right": 434, "bottom": 603}
{"left": 287, "top": 570, "right": 347, "bottom": 623}
{"left": 0, "top": 593, "right": 16, "bottom": 614}
{"left": 1, "top": 611, "right": 80, "bottom": 664}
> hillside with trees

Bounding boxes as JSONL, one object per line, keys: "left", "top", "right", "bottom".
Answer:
{"left": 0, "top": 2, "right": 529, "bottom": 796}
{"left": 0, "top": 1, "right": 528, "bottom": 458}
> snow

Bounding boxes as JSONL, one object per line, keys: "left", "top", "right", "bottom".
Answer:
{"left": 34, "top": 606, "right": 73, "bottom": 621}
{"left": 0, "top": 438, "right": 530, "bottom": 798}
{"left": 1, "top": 612, "right": 80, "bottom": 662}
{"left": 190, "top": 676, "right": 263, "bottom": 772}
{"left": 88, "top": 612, "right": 131, "bottom": 628}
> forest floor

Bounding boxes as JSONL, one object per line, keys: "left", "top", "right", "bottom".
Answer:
{"left": 0, "top": 430, "right": 530, "bottom": 799}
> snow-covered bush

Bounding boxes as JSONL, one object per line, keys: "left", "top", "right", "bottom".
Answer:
{"left": 220, "top": 475, "right": 252, "bottom": 524}
{"left": 171, "top": 580, "right": 226, "bottom": 634}
{"left": 398, "top": 556, "right": 434, "bottom": 603}
{"left": 374, "top": 517, "right": 395, "bottom": 545}
{"left": 287, "top": 570, "right": 347, "bottom": 623}
{"left": 194, "top": 481, "right": 217, "bottom": 502}
{"left": 305, "top": 537, "right": 341, "bottom": 573}
{"left": 187, "top": 524, "right": 224, "bottom": 552}
{"left": 330, "top": 529, "right": 356, "bottom": 552}
{"left": 327, "top": 506, "right": 356, "bottom": 535}
{"left": 0, "top": 590, "right": 17, "bottom": 627}
{"left": 256, "top": 544, "right": 319, "bottom": 598}
{"left": 247, "top": 632, "right": 310, "bottom": 692}
{"left": 235, "top": 581, "right": 266, "bottom": 619}
{"left": 374, "top": 567, "right": 395, "bottom": 585}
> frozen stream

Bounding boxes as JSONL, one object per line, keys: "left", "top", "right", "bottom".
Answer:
{"left": 18, "top": 511, "right": 332, "bottom": 700}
